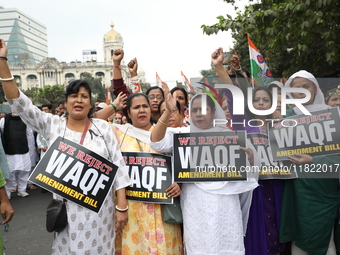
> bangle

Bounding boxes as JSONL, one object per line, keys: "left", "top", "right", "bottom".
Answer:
{"left": 0, "top": 76, "right": 14, "bottom": 81}
{"left": 0, "top": 56, "right": 8, "bottom": 61}
{"left": 115, "top": 205, "right": 128, "bottom": 212}
{"left": 113, "top": 65, "right": 121, "bottom": 68}
{"left": 110, "top": 103, "right": 117, "bottom": 112}
{"left": 158, "top": 119, "right": 168, "bottom": 127}
{"left": 232, "top": 65, "right": 242, "bottom": 72}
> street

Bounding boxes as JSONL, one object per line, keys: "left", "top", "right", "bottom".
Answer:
{"left": 2, "top": 188, "right": 53, "bottom": 255}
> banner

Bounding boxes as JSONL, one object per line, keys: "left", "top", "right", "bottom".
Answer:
{"left": 122, "top": 152, "right": 173, "bottom": 204}
{"left": 173, "top": 131, "right": 248, "bottom": 182}
{"left": 247, "top": 133, "right": 297, "bottom": 180}
{"left": 28, "top": 137, "right": 118, "bottom": 213}
{"left": 268, "top": 108, "right": 340, "bottom": 161}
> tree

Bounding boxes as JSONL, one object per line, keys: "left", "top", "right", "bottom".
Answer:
{"left": 140, "top": 82, "right": 151, "bottom": 94}
{"left": 81, "top": 72, "right": 106, "bottom": 102}
{"left": 38, "top": 85, "right": 65, "bottom": 107}
{"left": 201, "top": 0, "right": 340, "bottom": 77}
{"left": 23, "top": 87, "right": 41, "bottom": 105}
{"left": 23, "top": 85, "right": 65, "bottom": 107}
{"left": 200, "top": 61, "right": 217, "bottom": 78}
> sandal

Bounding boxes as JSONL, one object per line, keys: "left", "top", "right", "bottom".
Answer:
{"left": 28, "top": 184, "right": 37, "bottom": 190}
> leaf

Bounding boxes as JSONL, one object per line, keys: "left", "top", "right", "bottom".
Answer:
{"left": 323, "top": 31, "right": 330, "bottom": 39}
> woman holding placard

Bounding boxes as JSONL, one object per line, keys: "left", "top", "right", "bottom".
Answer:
{"left": 150, "top": 79, "right": 259, "bottom": 254}
{"left": 0, "top": 39, "right": 130, "bottom": 255}
{"left": 103, "top": 49, "right": 183, "bottom": 255}
{"left": 280, "top": 70, "right": 339, "bottom": 255}
{"left": 213, "top": 48, "right": 286, "bottom": 255}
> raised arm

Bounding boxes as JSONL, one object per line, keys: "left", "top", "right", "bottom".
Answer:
{"left": 112, "top": 49, "right": 131, "bottom": 98}
{"left": 150, "top": 82, "right": 177, "bottom": 142}
{"left": 212, "top": 48, "right": 248, "bottom": 131}
{"left": 0, "top": 39, "right": 19, "bottom": 99}
{"left": 211, "top": 47, "right": 233, "bottom": 85}
{"left": 230, "top": 49, "right": 252, "bottom": 96}
{"left": 92, "top": 91, "right": 127, "bottom": 120}
{"left": 128, "top": 57, "right": 138, "bottom": 78}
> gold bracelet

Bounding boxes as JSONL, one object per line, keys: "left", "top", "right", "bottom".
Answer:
{"left": 158, "top": 119, "right": 168, "bottom": 127}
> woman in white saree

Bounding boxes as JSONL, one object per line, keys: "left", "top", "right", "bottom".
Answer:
{"left": 150, "top": 83, "right": 259, "bottom": 255}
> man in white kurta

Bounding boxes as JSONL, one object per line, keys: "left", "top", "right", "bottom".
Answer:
{"left": 0, "top": 113, "right": 33, "bottom": 198}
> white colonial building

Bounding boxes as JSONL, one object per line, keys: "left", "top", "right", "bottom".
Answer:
{"left": 9, "top": 23, "right": 146, "bottom": 90}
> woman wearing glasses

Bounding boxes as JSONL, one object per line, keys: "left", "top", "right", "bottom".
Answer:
{"left": 110, "top": 49, "right": 164, "bottom": 122}
{"left": 146, "top": 86, "right": 164, "bottom": 121}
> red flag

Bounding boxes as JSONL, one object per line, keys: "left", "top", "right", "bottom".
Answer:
{"left": 181, "top": 71, "right": 195, "bottom": 93}
{"left": 105, "top": 87, "right": 111, "bottom": 105}
{"left": 156, "top": 72, "right": 163, "bottom": 87}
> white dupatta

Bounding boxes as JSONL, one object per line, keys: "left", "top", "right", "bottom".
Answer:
{"left": 189, "top": 93, "right": 259, "bottom": 234}
{"left": 285, "top": 70, "right": 330, "bottom": 114}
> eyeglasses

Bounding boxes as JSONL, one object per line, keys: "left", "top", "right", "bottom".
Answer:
{"left": 148, "top": 96, "right": 163, "bottom": 100}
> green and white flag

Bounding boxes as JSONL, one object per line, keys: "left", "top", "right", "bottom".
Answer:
{"left": 248, "top": 35, "right": 273, "bottom": 87}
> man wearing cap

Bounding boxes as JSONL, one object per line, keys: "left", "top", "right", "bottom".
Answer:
{"left": 96, "top": 102, "right": 108, "bottom": 112}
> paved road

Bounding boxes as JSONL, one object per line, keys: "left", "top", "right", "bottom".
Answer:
{"left": 2, "top": 188, "right": 53, "bottom": 255}
{"left": 1, "top": 188, "right": 338, "bottom": 255}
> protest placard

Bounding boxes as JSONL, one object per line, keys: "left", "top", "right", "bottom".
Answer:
{"left": 122, "top": 152, "right": 172, "bottom": 204}
{"left": 247, "top": 133, "right": 297, "bottom": 179}
{"left": 173, "top": 131, "right": 247, "bottom": 182}
{"left": 268, "top": 108, "right": 340, "bottom": 161}
{"left": 28, "top": 137, "right": 118, "bottom": 213}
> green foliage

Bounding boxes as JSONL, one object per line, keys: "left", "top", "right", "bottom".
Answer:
{"left": 23, "top": 84, "right": 65, "bottom": 107}
{"left": 200, "top": 68, "right": 217, "bottom": 78}
{"left": 202, "top": 0, "right": 340, "bottom": 77}
{"left": 140, "top": 82, "right": 151, "bottom": 94}
{"left": 81, "top": 72, "right": 106, "bottom": 102}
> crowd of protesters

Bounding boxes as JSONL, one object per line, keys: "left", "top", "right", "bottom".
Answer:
{"left": 0, "top": 37, "right": 339, "bottom": 255}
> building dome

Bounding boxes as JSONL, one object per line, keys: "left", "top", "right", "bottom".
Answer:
{"left": 138, "top": 68, "right": 145, "bottom": 73}
{"left": 105, "top": 22, "right": 119, "bottom": 41}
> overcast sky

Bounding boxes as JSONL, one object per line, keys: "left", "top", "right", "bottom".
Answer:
{"left": 1, "top": 0, "right": 248, "bottom": 87}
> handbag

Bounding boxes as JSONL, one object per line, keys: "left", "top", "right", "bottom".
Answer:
{"left": 45, "top": 119, "right": 91, "bottom": 232}
{"left": 161, "top": 196, "right": 183, "bottom": 224}
{"left": 46, "top": 199, "right": 67, "bottom": 232}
